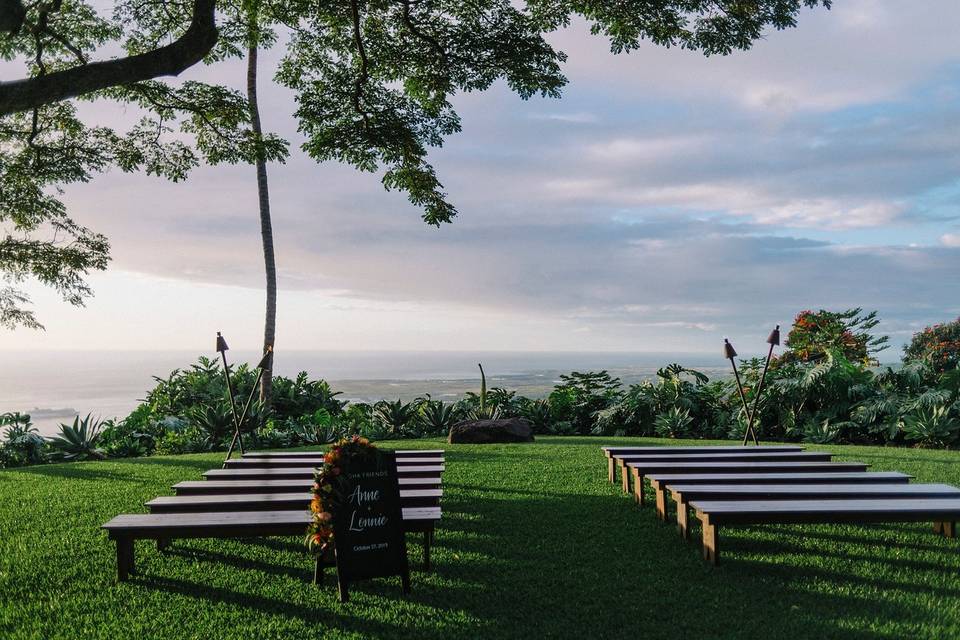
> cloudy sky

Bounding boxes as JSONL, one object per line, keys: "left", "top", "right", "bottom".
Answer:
{"left": 4, "top": 0, "right": 960, "bottom": 356}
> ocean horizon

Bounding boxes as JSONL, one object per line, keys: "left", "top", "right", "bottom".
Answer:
{"left": 0, "top": 349, "right": 742, "bottom": 436}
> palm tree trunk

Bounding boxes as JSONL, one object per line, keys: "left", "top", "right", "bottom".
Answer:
{"left": 246, "top": 38, "right": 276, "bottom": 407}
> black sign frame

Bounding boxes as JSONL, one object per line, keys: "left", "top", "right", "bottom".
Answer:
{"left": 327, "top": 450, "right": 410, "bottom": 602}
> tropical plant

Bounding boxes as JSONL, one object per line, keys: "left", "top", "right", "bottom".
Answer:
{"left": 1, "top": 412, "right": 46, "bottom": 466}
{"left": 520, "top": 399, "right": 553, "bottom": 434}
{"left": 654, "top": 407, "right": 693, "bottom": 439}
{"left": 549, "top": 370, "right": 622, "bottom": 434}
{"left": 287, "top": 408, "right": 343, "bottom": 446}
{"left": 903, "top": 406, "right": 960, "bottom": 448}
{"left": 188, "top": 403, "right": 235, "bottom": 449}
{"left": 779, "top": 308, "right": 888, "bottom": 366}
{"left": 419, "top": 401, "right": 457, "bottom": 436}
{"left": 374, "top": 399, "right": 418, "bottom": 436}
{"left": 903, "top": 317, "right": 960, "bottom": 374}
{"left": 47, "top": 414, "right": 106, "bottom": 461}
{"left": 154, "top": 426, "right": 209, "bottom": 455}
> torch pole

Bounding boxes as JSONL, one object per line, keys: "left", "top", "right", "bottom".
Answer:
{"left": 742, "top": 341, "right": 776, "bottom": 446}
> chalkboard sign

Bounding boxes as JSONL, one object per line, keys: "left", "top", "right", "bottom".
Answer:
{"left": 331, "top": 451, "right": 410, "bottom": 602}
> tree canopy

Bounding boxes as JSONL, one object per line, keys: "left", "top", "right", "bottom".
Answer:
{"left": 0, "top": 0, "right": 830, "bottom": 328}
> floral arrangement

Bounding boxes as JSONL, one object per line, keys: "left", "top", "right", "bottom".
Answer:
{"left": 305, "top": 434, "right": 377, "bottom": 555}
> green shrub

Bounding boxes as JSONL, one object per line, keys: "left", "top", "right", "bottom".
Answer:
{"left": 903, "top": 317, "right": 960, "bottom": 374}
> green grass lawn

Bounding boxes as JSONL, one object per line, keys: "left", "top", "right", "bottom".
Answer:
{"left": 2, "top": 437, "right": 959, "bottom": 639}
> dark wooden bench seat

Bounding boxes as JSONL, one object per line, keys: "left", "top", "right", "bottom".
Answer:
{"left": 224, "top": 456, "right": 444, "bottom": 468}
{"left": 102, "top": 508, "right": 441, "bottom": 581}
{"left": 614, "top": 451, "right": 830, "bottom": 493}
{"left": 148, "top": 489, "right": 442, "bottom": 513}
{"left": 692, "top": 498, "right": 960, "bottom": 564}
{"left": 669, "top": 483, "right": 959, "bottom": 538}
{"left": 174, "top": 476, "right": 440, "bottom": 495}
{"left": 242, "top": 449, "right": 444, "bottom": 459}
{"left": 627, "top": 461, "right": 870, "bottom": 505}
{"left": 202, "top": 465, "right": 444, "bottom": 481}
{"left": 647, "top": 471, "right": 913, "bottom": 520}
{"left": 601, "top": 446, "right": 804, "bottom": 484}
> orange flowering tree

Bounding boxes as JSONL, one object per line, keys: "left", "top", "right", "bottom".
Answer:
{"left": 904, "top": 318, "right": 960, "bottom": 374}
{"left": 305, "top": 435, "right": 376, "bottom": 555}
{"left": 780, "top": 308, "right": 888, "bottom": 366}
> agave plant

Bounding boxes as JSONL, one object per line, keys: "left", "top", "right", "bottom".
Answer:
{"left": 289, "top": 408, "right": 343, "bottom": 445}
{"left": 188, "top": 403, "right": 235, "bottom": 449}
{"left": 903, "top": 405, "right": 960, "bottom": 448}
{"left": 374, "top": 399, "right": 418, "bottom": 435}
{"left": 47, "top": 415, "right": 106, "bottom": 461}
{"left": 521, "top": 399, "right": 552, "bottom": 434}
{"left": 419, "top": 400, "right": 457, "bottom": 436}
{"left": 653, "top": 407, "right": 693, "bottom": 439}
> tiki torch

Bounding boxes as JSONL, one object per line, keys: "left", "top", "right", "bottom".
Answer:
{"left": 724, "top": 338, "right": 751, "bottom": 431}
{"left": 218, "top": 331, "right": 274, "bottom": 465}
{"left": 741, "top": 325, "right": 781, "bottom": 446}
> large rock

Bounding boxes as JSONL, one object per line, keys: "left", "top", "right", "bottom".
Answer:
{"left": 448, "top": 418, "right": 535, "bottom": 444}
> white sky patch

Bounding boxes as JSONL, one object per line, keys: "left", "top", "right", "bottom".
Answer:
{"left": 941, "top": 233, "right": 960, "bottom": 247}
{"left": 529, "top": 111, "right": 598, "bottom": 123}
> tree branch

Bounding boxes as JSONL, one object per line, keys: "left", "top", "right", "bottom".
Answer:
{"left": 0, "top": 0, "right": 218, "bottom": 116}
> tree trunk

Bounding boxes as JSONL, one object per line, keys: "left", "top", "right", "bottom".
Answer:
{"left": 246, "top": 39, "right": 277, "bottom": 407}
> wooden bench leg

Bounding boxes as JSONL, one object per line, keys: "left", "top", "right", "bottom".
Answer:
{"left": 935, "top": 521, "right": 956, "bottom": 538}
{"left": 608, "top": 457, "right": 616, "bottom": 484}
{"left": 116, "top": 537, "right": 134, "bottom": 582}
{"left": 621, "top": 462, "right": 631, "bottom": 493}
{"left": 633, "top": 470, "right": 645, "bottom": 505}
{"left": 677, "top": 505, "right": 690, "bottom": 541}
{"left": 313, "top": 556, "right": 324, "bottom": 585}
{"left": 423, "top": 530, "right": 432, "bottom": 571}
{"left": 702, "top": 522, "right": 719, "bottom": 565}
{"left": 655, "top": 487, "right": 667, "bottom": 520}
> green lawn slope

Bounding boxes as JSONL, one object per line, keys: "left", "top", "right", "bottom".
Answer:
{"left": 2, "top": 437, "right": 959, "bottom": 639}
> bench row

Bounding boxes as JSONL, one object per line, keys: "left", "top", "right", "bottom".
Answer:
{"left": 601, "top": 445, "right": 960, "bottom": 564}
{"left": 102, "top": 450, "right": 446, "bottom": 581}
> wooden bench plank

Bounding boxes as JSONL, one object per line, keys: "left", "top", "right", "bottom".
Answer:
{"left": 647, "top": 472, "right": 913, "bottom": 521}
{"left": 601, "top": 445, "right": 804, "bottom": 484}
{"left": 148, "top": 490, "right": 442, "bottom": 513}
{"left": 692, "top": 498, "right": 960, "bottom": 564}
{"left": 224, "top": 456, "right": 443, "bottom": 468}
{"left": 668, "top": 483, "right": 960, "bottom": 539}
{"left": 202, "top": 465, "right": 444, "bottom": 481}
{"left": 627, "top": 461, "right": 870, "bottom": 505}
{"left": 613, "top": 452, "right": 831, "bottom": 492}
{"left": 174, "top": 477, "right": 440, "bottom": 495}
{"left": 102, "top": 508, "right": 442, "bottom": 581}
{"left": 243, "top": 449, "right": 445, "bottom": 458}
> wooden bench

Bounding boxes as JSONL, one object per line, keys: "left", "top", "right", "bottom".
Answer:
{"left": 223, "top": 456, "right": 444, "bottom": 468}
{"left": 691, "top": 498, "right": 960, "bottom": 564}
{"left": 102, "top": 508, "right": 440, "bottom": 581}
{"left": 173, "top": 476, "right": 440, "bottom": 495}
{"left": 647, "top": 471, "right": 914, "bottom": 521}
{"left": 614, "top": 451, "right": 830, "bottom": 493}
{"left": 669, "top": 482, "right": 959, "bottom": 538}
{"left": 626, "top": 461, "right": 870, "bottom": 505}
{"left": 601, "top": 445, "right": 804, "bottom": 484}
{"left": 242, "top": 449, "right": 444, "bottom": 459}
{"left": 202, "top": 464, "right": 444, "bottom": 481}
